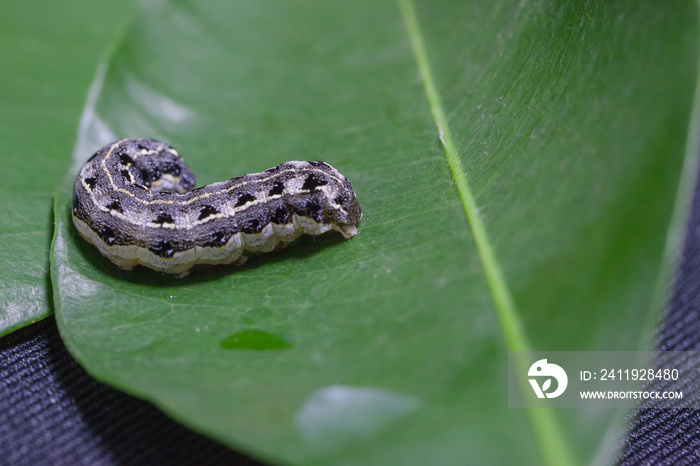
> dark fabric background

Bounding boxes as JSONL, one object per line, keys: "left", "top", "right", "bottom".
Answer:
{"left": 3, "top": 164, "right": 700, "bottom": 466}
{"left": 617, "top": 159, "right": 700, "bottom": 464}
{"left": 0, "top": 317, "right": 262, "bottom": 466}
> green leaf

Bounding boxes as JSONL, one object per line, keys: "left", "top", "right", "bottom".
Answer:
{"left": 51, "top": 1, "right": 699, "bottom": 464}
{"left": 0, "top": 0, "right": 134, "bottom": 336}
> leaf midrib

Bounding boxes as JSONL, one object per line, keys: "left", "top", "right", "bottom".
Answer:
{"left": 395, "top": 1, "right": 575, "bottom": 465}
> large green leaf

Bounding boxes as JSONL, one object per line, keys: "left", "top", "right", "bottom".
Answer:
{"left": 51, "top": 1, "right": 699, "bottom": 464}
{"left": 0, "top": 0, "right": 134, "bottom": 336}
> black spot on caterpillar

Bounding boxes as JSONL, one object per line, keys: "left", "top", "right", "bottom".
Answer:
{"left": 235, "top": 193, "right": 256, "bottom": 207}
{"left": 72, "top": 138, "right": 362, "bottom": 276}
{"left": 301, "top": 173, "right": 328, "bottom": 193}
{"left": 84, "top": 176, "right": 98, "bottom": 191}
{"left": 106, "top": 200, "right": 123, "bottom": 213}
{"left": 268, "top": 181, "right": 285, "bottom": 196}
{"left": 153, "top": 212, "right": 175, "bottom": 225}
{"left": 198, "top": 205, "right": 219, "bottom": 221}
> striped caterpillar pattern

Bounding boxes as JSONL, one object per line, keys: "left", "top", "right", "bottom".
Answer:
{"left": 72, "top": 138, "right": 362, "bottom": 276}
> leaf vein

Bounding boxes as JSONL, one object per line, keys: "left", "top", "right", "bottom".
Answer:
{"left": 396, "top": 2, "right": 575, "bottom": 465}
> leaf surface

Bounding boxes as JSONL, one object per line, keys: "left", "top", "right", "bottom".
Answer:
{"left": 52, "top": 1, "right": 699, "bottom": 464}
{"left": 0, "top": 0, "right": 134, "bottom": 336}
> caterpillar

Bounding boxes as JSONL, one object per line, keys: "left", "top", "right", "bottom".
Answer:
{"left": 72, "top": 138, "right": 362, "bottom": 276}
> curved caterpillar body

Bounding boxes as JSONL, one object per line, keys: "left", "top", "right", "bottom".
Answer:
{"left": 72, "top": 138, "right": 362, "bottom": 275}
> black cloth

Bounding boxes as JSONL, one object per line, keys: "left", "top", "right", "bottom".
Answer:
{"left": 618, "top": 164, "right": 700, "bottom": 464}
{"left": 4, "top": 168, "right": 700, "bottom": 466}
{"left": 0, "top": 318, "right": 261, "bottom": 465}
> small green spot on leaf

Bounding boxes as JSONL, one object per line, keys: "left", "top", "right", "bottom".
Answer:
{"left": 220, "top": 330, "right": 291, "bottom": 350}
